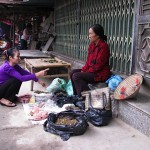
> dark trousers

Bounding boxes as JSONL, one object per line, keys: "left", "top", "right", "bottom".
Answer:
{"left": 70, "top": 69, "right": 97, "bottom": 97}
{"left": 0, "top": 78, "right": 22, "bottom": 102}
{"left": 20, "top": 39, "right": 27, "bottom": 50}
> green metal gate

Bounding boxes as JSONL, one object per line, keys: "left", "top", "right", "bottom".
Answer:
{"left": 54, "top": 0, "right": 78, "bottom": 59}
{"left": 54, "top": 0, "right": 134, "bottom": 75}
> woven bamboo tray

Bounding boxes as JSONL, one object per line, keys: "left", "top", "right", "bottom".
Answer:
{"left": 113, "top": 74, "right": 143, "bottom": 100}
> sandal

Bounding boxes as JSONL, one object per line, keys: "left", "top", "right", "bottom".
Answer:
{"left": 0, "top": 99, "right": 16, "bottom": 107}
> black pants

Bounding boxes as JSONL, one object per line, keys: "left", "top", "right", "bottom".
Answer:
{"left": 20, "top": 39, "right": 27, "bottom": 50}
{"left": 70, "top": 69, "right": 97, "bottom": 97}
{"left": 0, "top": 78, "right": 22, "bottom": 102}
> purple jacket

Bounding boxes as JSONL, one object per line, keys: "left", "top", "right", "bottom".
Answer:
{"left": 0, "top": 61, "right": 38, "bottom": 85}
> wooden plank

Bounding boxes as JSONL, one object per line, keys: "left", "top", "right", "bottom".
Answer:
{"left": 26, "top": 58, "right": 71, "bottom": 68}
{"left": 24, "top": 58, "right": 33, "bottom": 68}
{"left": 20, "top": 50, "right": 51, "bottom": 58}
{"left": 40, "top": 74, "right": 69, "bottom": 78}
{"left": 42, "top": 36, "right": 55, "bottom": 52}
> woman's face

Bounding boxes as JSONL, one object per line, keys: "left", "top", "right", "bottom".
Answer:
{"left": 9, "top": 51, "right": 20, "bottom": 65}
{"left": 89, "top": 28, "right": 100, "bottom": 43}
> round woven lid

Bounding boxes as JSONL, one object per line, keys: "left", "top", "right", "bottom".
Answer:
{"left": 113, "top": 74, "right": 143, "bottom": 100}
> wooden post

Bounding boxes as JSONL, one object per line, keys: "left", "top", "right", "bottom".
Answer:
{"left": 31, "top": 66, "right": 34, "bottom": 91}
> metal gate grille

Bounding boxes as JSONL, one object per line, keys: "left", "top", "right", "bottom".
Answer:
{"left": 55, "top": 0, "right": 78, "bottom": 59}
{"left": 54, "top": 0, "right": 134, "bottom": 75}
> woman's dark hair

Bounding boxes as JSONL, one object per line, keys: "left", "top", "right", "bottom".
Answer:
{"left": 90, "top": 24, "right": 107, "bottom": 42}
{"left": 26, "top": 23, "right": 32, "bottom": 29}
{"left": 3, "top": 48, "right": 19, "bottom": 60}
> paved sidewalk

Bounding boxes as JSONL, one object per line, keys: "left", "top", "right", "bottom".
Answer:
{"left": 0, "top": 59, "right": 150, "bottom": 150}
{"left": 0, "top": 80, "right": 150, "bottom": 150}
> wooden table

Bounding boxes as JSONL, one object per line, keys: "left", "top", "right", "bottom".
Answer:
{"left": 24, "top": 58, "right": 71, "bottom": 91}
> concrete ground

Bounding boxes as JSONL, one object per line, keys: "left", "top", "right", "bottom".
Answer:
{"left": 0, "top": 59, "right": 150, "bottom": 150}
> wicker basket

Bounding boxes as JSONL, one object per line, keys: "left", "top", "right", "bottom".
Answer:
{"left": 113, "top": 74, "right": 143, "bottom": 100}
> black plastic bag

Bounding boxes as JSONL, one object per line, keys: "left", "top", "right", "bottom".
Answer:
{"left": 52, "top": 91, "right": 85, "bottom": 109}
{"left": 43, "top": 110, "right": 88, "bottom": 141}
{"left": 86, "top": 92, "right": 112, "bottom": 126}
{"left": 75, "top": 100, "right": 85, "bottom": 110}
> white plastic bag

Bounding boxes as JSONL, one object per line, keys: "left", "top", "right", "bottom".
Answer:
{"left": 46, "top": 78, "right": 66, "bottom": 93}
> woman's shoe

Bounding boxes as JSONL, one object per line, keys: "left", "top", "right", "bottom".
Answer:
{"left": 0, "top": 98, "right": 16, "bottom": 107}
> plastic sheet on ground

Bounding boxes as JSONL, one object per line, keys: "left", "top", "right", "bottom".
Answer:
{"left": 23, "top": 99, "right": 73, "bottom": 125}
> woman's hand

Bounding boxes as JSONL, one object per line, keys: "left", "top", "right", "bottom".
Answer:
{"left": 38, "top": 80, "right": 46, "bottom": 87}
{"left": 35, "top": 68, "right": 49, "bottom": 77}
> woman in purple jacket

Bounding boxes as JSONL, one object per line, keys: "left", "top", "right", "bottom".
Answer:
{"left": 0, "top": 48, "right": 49, "bottom": 107}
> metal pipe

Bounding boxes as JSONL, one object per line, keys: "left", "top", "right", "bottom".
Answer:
{"left": 77, "top": 0, "right": 81, "bottom": 59}
{"left": 13, "top": 10, "right": 15, "bottom": 48}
